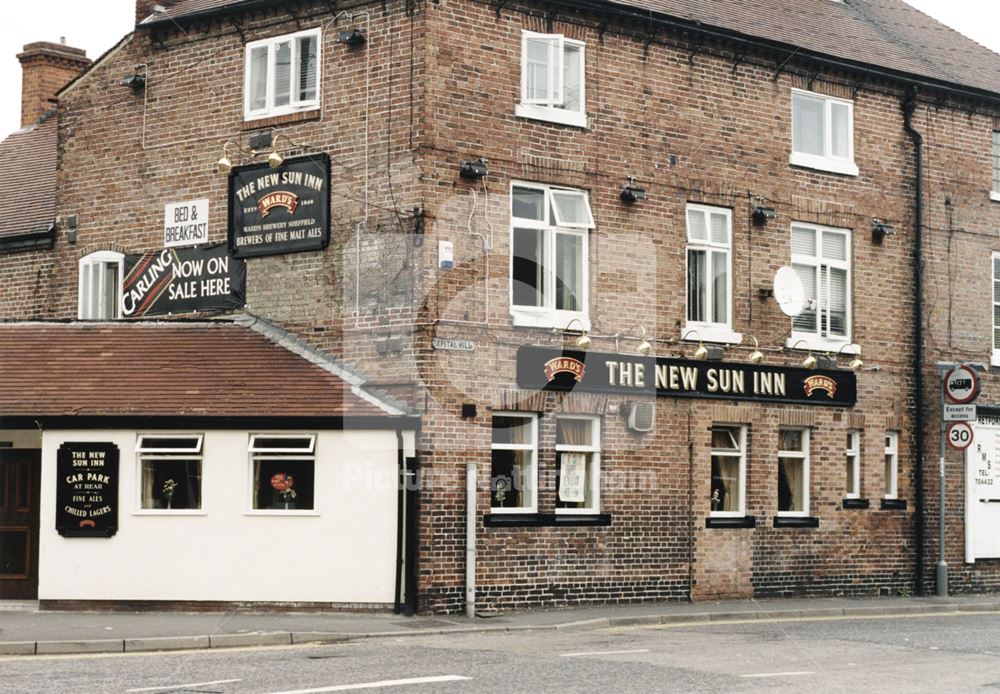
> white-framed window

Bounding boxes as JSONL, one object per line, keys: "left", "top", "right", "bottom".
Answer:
{"left": 244, "top": 27, "right": 321, "bottom": 120}
{"left": 789, "top": 223, "right": 852, "bottom": 352}
{"left": 78, "top": 251, "right": 123, "bottom": 320}
{"left": 846, "top": 429, "right": 861, "bottom": 499}
{"left": 992, "top": 253, "right": 1000, "bottom": 366}
{"left": 555, "top": 415, "right": 600, "bottom": 514}
{"left": 991, "top": 132, "right": 1000, "bottom": 202}
{"left": 710, "top": 424, "right": 747, "bottom": 517}
{"left": 790, "top": 89, "right": 858, "bottom": 176}
{"left": 516, "top": 31, "right": 586, "bottom": 128}
{"left": 510, "top": 182, "right": 593, "bottom": 329}
{"left": 491, "top": 413, "right": 537, "bottom": 513}
{"left": 137, "top": 434, "right": 204, "bottom": 512}
{"left": 685, "top": 204, "right": 741, "bottom": 344}
{"left": 249, "top": 434, "right": 316, "bottom": 512}
{"left": 778, "top": 428, "right": 809, "bottom": 516}
{"left": 884, "top": 431, "right": 899, "bottom": 499}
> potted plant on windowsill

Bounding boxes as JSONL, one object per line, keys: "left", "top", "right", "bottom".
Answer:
{"left": 162, "top": 479, "right": 177, "bottom": 510}
{"left": 271, "top": 472, "right": 297, "bottom": 510}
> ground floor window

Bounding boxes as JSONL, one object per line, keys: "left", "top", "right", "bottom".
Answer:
{"left": 778, "top": 428, "right": 809, "bottom": 515}
{"left": 711, "top": 425, "right": 746, "bottom": 516}
{"left": 137, "top": 435, "right": 203, "bottom": 510}
{"left": 555, "top": 415, "right": 600, "bottom": 513}
{"left": 884, "top": 431, "right": 899, "bottom": 499}
{"left": 491, "top": 413, "right": 537, "bottom": 512}
{"left": 846, "top": 430, "right": 861, "bottom": 498}
{"left": 250, "top": 434, "right": 316, "bottom": 511}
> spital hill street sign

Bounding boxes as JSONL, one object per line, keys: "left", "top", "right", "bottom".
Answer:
{"left": 517, "top": 346, "right": 857, "bottom": 406}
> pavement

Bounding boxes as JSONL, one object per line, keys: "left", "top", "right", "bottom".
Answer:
{"left": 1, "top": 593, "right": 998, "bottom": 657}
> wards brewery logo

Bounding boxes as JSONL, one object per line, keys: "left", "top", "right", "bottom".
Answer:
{"left": 544, "top": 357, "right": 586, "bottom": 383}
{"left": 803, "top": 375, "right": 837, "bottom": 399}
{"left": 257, "top": 191, "right": 299, "bottom": 217}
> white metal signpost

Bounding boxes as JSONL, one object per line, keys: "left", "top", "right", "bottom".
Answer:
{"left": 936, "top": 362, "right": 983, "bottom": 597}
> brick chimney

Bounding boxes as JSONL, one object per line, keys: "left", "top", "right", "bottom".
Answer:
{"left": 136, "top": 1, "right": 185, "bottom": 25}
{"left": 17, "top": 39, "right": 90, "bottom": 127}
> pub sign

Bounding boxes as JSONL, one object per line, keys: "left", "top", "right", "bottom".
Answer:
{"left": 517, "top": 346, "right": 857, "bottom": 407}
{"left": 122, "top": 244, "right": 246, "bottom": 318}
{"left": 228, "top": 153, "right": 331, "bottom": 258}
{"left": 56, "top": 442, "right": 119, "bottom": 537}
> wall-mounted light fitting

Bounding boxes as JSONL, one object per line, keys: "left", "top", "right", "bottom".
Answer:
{"left": 683, "top": 329, "right": 724, "bottom": 361}
{"left": 872, "top": 218, "right": 895, "bottom": 243}
{"left": 615, "top": 324, "right": 653, "bottom": 355}
{"left": 748, "top": 336, "right": 764, "bottom": 365}
{"left": 789, "top": 338, "right": 817, "bottom": 369}
{"left": 119, "top": 66, "right": 146, "bottom": 91}
{"left": 558, "top": 318, "right": 591, "bottom": 350}
{"left": 836, "top": 343, "right": 864, "bottom": 373}
{"left": 216, "top": 140, "right": 250, "bottom": 174}
{"left": 460, "top": 157, "right": 489, "bottom": 180}
{"left": 336, "top": 28, "right": 366, "bottom": 47}
{"left": 620, "top": 176, "right": 646, "bottom": 204}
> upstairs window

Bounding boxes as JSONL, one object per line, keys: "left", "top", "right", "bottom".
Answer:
{"left": 510, "top": 182, "right": 593, "bottom": 329}
{"left": 686, "top": 204, "right": 740, "bottom": 344}
{"left": 516, "top": 31, "right": 586, "bottom": 128}
{"left": 244, "top": 28, "right": 320, "bottom": 120}
{"left": 993, "top": 253, "right": 1000, "bottom": 366}
{"left": 992, "top": 132, "right": 1000, "bottom": 201}
{"left": 78, "top": 251, "right": 123, "bottom": 320}
{"left": 791, "top": 223, "right": 851, "bottom": 350}
{"left": 790, "top": 89, "right": 858, "bottom": 176}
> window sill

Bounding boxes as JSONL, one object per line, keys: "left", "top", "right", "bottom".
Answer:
{"left": 706, "top": 515, "right": 756, "bottom": 528}
{"left": 773, "top": 515, "right": 819, "bottom": 528}
{"left": 510, "top": 308, "right": 590, "bottom": 331}
{"left": 245, "top": 510, "right": 320, "bottom": 517}
{"left": 789, "top": 152, "right": 859, "bottom": 177}
{"left": 243, "top": 109, "right": 320, "bottom": 131}
{"left": 991, "top": 191, "right": 1000, "bottom": 202}
{"left": 484, "top": 513, "right": 610, "bottom": 527}
{"left": 133, "top": 510, "right": 206, "bottom": 516}
{"left": 880, "top": 498, "right": 907, "bottom": 510}
{"left": 787, "top": 336, "right": 859, "bottom": 356}
{"left": 842, "top": 498, "right": 870, "bottom": 509}
{"left": 682, "top": 325, "right": 743, "bottom": 345}
{"left": 515, "top": 103, "right": 588, "bottom": 128}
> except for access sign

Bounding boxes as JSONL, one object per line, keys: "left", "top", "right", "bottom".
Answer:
{"left": 947, "top": 421, "right": 975, "bottom": 450}
{"left": 943, "top": 403, "right": 977, "bottom": 421}
{"left": 944, "top": 364, "right": 981, "bottom": 404}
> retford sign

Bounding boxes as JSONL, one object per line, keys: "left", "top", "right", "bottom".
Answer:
{"left": 517, "top": 346, "right": 857, "bottom": 406}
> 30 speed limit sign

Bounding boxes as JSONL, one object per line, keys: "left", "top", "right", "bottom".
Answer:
{"left": 947, "top": 421, "right": 974, "bottom": 450}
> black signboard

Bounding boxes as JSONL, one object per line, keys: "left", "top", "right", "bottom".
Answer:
{"left": 56, "top": 442, "right": 119, "bottom": 537}
{"left": 228, "top": 153, "right": 331, "bottom": 258}
{"left": 517, "top": 346, "right": 857, "bottom": 407}
{"left": 122, "top": 244, "right": 246, "bottom": 318}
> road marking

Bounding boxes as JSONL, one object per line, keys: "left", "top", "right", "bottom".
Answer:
{"left": 611, "top": 610, "right": 1000, "bottom": 633}
{"left": 127, "top": 679, "right": 242, "bottom": 692}
{"left": 559, "top": 649, "right": 651, "bottom": 657}
{"left": 741, "top": 671, "right": 815, "bottom": 679}
{"left": 265, "top": 675, "right": 472, "bottom": 693}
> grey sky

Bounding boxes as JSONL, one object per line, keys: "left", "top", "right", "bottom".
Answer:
{"left": 2, "top": 1, "right": 999, "bottom": 135}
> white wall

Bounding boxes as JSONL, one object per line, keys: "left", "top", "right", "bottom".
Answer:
{"left": 39, "top": 428, "right": 405, "bottom": 604}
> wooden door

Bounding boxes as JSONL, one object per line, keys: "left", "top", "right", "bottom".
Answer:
{"left": 0, "top": 450, "right": 40, "bottom": 599}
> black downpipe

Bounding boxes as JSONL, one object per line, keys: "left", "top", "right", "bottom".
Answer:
{"left": 404, "top": 420, "right": 422, "bottom": 615}
{"left": 902, "top": 85, "right": 926, "bottom": 596}
{"left": 394, "top": 428, "right": 405, "bottom": 614}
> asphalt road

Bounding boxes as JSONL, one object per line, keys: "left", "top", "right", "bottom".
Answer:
{"left": 1, "top": 612, "right": 998, "bottom": 693}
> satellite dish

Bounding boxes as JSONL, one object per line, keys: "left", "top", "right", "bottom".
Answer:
{"left": 773, "top": 266, "right": 806, "bottom": 317}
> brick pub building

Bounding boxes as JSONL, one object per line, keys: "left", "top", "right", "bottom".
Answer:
{"left": 1, "top": 0, "right": 999, "bottom": 613}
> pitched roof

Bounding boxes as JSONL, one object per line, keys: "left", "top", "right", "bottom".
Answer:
{"left": 0, "top": 112, "right": 56, "bottom": 241}
{"left": 142, "top": 0, "right": 1000, "bottom": 97}
{"left": 0, "top": 320, "right": 407, "bottom": 419}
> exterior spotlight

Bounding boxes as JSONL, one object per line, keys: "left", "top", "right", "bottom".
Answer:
{"left": 789, "top": 338, "right": 817, "bottom": 369}
{"left": 267, "top": 149, "right": 284, "bottom": 168}
{"left": 561, "top": 318, "right": 590, "bottom": 350}
{"left": 620, "top": 176, "right": 646, "bottom": 204}
{"left": 748, "top": 336, "right": 764, "bottom": 365}
{"left": 752, "top": 205, "right": 776, "bottom": 224}
{"left": 336, "top": 28, "right": 366, "bottom": 47}
{"left": 637, "top": 336, "right": 653, "bottom": 356}
{"left": 120, "top": 72, "right": 145, "bottom": 91}
{"left": 694, "top": 343, "right": 710, "bottom": 361}
{"left": 849, "top": 357, "right": 864, "bottom": 372}
{"left": 576, "top": 332, "right": 592, "bottom": 350}
{"left": 460, "top": 158, "right": 489, "bottom": 180}
{"left": 872, "top": 219, "right": 896, "bottom": 243}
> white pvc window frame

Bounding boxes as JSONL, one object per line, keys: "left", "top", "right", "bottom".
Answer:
{"left": 78, "top": 251, "right": 123, "bottom": 320}
{"left": 846, "top": 429, "right": 861, "bottom": 499}
{"left": 509, "top": 181, "right": 592, "bottom": 330}
{"left": 516, "top": 31, "right": 587, "bottom": 128}
{"left": 555, "top": 414, "right": 601, "bottom": 515}
{"left": 790, "top": 88, "right": 858, "bottom": 176}
{"left": 992, "top": 252, "right": 1000, "bottom": 366}
{"left": 135, "top": 434, "right": 205, "bottom": 515}
{"left": 247, "top": 433, "right": 318, "bottom": 515}
{"left": 490, "top": 412, "right": 538, "bottom": 514}
{"left": 884, "top": 431, "right": 899, "bottom": 500}
{"left": 685, "top": 204, "right": 742, "bottom": 344}
{"left": 777, "top": 427, "right": 810, "bottom": 517}
{"left": 244, "top": 27, "right": 322, "bottom": 121}
{"left": 788, "top": 222, "right": 853, "bottom": 353}
{"left": 709, "top": 424, "right": 747, "bottom": 518}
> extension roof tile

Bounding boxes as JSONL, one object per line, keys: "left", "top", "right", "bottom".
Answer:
{"left": 0, "top": 113, "right": 56, "bottom": 241}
